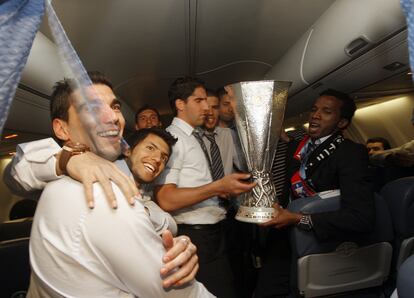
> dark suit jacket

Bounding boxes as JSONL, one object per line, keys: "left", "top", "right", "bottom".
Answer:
{"left": 283, "top": 136, "right": 375, "bottom": 242}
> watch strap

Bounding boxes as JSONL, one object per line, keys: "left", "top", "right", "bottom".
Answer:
{"left": 59, "top": 142, "right": 90, "bottom": 175}
{"left": 297, "top": 214, "right": 313, "bottom": 231}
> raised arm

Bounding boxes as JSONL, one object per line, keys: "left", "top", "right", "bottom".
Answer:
{"left": 154, "top": 172, "right": 255, "bottom": 212}
{"left": 3, "top": 138, "right": 138, "bottom": 207}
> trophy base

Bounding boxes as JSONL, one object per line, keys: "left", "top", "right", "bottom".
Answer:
{"left": 235, "top": 206, "right": 276, "bottom": 224}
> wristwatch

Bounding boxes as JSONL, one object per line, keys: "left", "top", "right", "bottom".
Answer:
{"left": 59, "top": 142, "right": 90, "bottom": 175}
{"left": 296, "top": 214, "right": 313, "bottom": 231}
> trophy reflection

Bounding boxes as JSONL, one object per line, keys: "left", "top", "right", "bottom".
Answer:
{"left": 231, "top": 80, "right": 291, "bottom": 223}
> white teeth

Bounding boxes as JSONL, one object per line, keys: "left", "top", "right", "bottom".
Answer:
{"left": 143, "top": 163, "right": 155, "bottom": 173}
{"left": 98, "top": 130, "right": 119, "bottom": 137}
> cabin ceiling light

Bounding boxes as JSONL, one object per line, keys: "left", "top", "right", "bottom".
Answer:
{"left": 285, "top": 127, "right": 295, "bottom": 132}
{"left": 4, "top": 133, "right": 18, "bottom": 139}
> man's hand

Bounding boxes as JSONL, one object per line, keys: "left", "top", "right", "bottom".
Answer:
{"left": 216, "top": 172, "right": 256, "bottom": 198}
{"left": 160, "top": 230, "right": 199, "bottom": 288}
{"left": 260, "top": 203, "right": 301, "bottom": 229}
{"left": 63, "top": 152, "right": 139, "bottom": 209}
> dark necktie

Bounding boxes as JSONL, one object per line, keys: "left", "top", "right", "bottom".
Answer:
{"left": 204, "top": 132, "right": 225, "bottom": 180}
{"left": 300, "top": 140, "right": 316, "bottom": 179}
{"left": 193, "top": 129, "right": 228, "bottom": 208}
{"left": 192, "top": 129, "right": 213, "bottom": 173}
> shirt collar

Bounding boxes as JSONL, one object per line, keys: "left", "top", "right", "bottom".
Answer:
{"left": 201, "top": 126, "right": 219, "bottom": 135}
{"left": 312, "top": 134, "right": 332, "bottom": 146}
{"left": 171, "top": 117, "right": 195, "bottom": 136}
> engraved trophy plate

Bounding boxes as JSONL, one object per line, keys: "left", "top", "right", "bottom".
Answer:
{"left": 232, "top": 80, "right": 291, "bottom": 223}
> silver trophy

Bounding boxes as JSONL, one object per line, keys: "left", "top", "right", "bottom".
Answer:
{"left": 232, "top": 80, "right": 291, "bottom": 223}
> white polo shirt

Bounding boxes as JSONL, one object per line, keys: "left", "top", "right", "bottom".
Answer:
{"left": 155, "top": 117, "right": 226, "bottom": 225}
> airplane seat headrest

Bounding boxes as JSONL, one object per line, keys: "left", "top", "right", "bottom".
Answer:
{"left": 0, "top": 217, "right": 33, "bottom": 242}
{"left": 381, "top": 176, "right": 414, "bottom": 238}
{"left": 397, "top": 254, "right": 414, "bottom": 298}
{"left": 288, "top": 193, "right": 393, "bottom": 257}
{"left": 0, "top": 237, "right": 30, "bottom": 298}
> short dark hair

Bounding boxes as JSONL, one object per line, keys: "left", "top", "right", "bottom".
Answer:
{"left": 216, "top": 87, "right": 227, "bottom": 102}
{"left": 319, "top": 89, "right": 356, "bottom": 125}
{"left": 50, "top": 71, "right": 113, "bottom": 121}
{"left": 206, "top": 88, "right": 218, "bottom": 98}
{"left": 366, "top": 137, "right": 391, "bottom": 150}
{"left": 126, "top": 127, "right": 177, "bottom": 157}
{"left": 135, "top": 105, "right": 161, "bottom": 123}
{"left": 168, "top": 76, "right": 205, "bottom": 115}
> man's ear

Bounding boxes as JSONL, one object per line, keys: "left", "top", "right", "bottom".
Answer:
{"left": 123, "top": 148, "right": 132, "bottom": 157}
{"left": 337, "top": 118, "right": 349, "bottom": 130}
{"left": 52, "top": 118, "right": 70, "bottom": 142}
{"left": 175, "top": 99, "right": 185, "bottom": 113}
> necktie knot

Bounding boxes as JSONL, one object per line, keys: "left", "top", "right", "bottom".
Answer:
{"left": 204, "top": 132, "right": 217, "bottom": 143}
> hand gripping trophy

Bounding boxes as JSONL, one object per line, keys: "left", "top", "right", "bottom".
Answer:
{"left": 230, "top": 80, "right": 291, "bottom": 223}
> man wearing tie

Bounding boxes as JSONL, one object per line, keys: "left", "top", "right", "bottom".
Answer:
{"left": 154, "top": 77, "right": 255, "bottom": 298}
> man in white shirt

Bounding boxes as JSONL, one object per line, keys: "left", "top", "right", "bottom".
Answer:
{"left": 154, "top": 77, "right": 256, "bottom": 298}
{"left": 16, "top": 72, "right": 213, "bottom": 297}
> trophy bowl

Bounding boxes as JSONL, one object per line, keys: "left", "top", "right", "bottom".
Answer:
{"left": 231, "top": 80, "right": 291, "bottom": 223}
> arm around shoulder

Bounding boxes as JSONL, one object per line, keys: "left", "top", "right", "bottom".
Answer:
{"left": 3, "top": 138, "right": 62, "bottom": 195}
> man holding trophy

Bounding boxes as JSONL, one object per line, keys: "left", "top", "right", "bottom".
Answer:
{"left": 225, "top": 85, "right": 374, "bottom": 297}
{"left": 154, "top": 77, "right": 256, "bottom": 298}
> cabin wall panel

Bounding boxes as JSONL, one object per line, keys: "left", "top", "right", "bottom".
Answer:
{"left": 349, "top": 95, "right": 414, "bottom": 147}
{"left": 0, "top": 158, "right": 21, "bottom": 223}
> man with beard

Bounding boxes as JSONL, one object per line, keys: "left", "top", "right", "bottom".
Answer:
{"left": 5, "top": 72, "right": 211, "bottom": 297}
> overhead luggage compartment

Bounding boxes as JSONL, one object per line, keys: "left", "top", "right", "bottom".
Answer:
{"left": 265, "top": 0, "right": 407, "bottom": 117}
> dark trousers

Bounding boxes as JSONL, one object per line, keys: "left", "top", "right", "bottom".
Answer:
{"left": 178, "top": 221, "right": 237, "bottom": 298}
{"left": 254, "top": 228, "right": 291, "bottom": 298}
{"left": 226, "top": 212, "right": 262, "bottom": 298}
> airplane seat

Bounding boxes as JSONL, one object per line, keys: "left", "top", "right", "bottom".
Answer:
{"left": 0, "top": 217, "right": 33, "bottom": 242}
{"left": 380, "top": 176, "right": 414, "bottom": 270}
{"left": 0, "top": 237, "right": 31, "bottom": 298}
{"left": 288, "top": 193, "right": 393, "bottom": 298}
{"left": 396, "top": 254, "right": 414, "bottom": 298}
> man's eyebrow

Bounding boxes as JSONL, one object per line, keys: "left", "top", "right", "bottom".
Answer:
{"left": 75, "top": 98, "right": 101, "bottom": 112}
{"left": 149, "top": 141, "right": 159, "bottom": 149}
{"left": 149, "top": 141, "right": 169, "bottom": 156}
{"left": 111, "top": 98, "right": 122, "bottom": 106}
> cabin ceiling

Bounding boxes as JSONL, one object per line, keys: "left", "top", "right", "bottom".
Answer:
{"left": 39, "top": 0, "right": 335, "bottom": 116}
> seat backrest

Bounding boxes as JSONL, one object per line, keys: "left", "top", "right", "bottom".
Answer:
{"left": 397, "top": 254, "right": 414, "bottom": 298}
{"left": 381, "top": 176, "right": 414, "bottom": 268}
{"left": 0, "top": 217, "right": 33, "bottom": 242}
{"left": 0, "top": 237, "right": 30, "bottom": 298}
{"left": 288, "top": 194, "right": 393, "bottom": 257}
{"left": 288, "top": 194, "right": 394, "bottom": 297}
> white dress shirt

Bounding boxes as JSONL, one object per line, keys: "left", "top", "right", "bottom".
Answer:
{"left": 27, "top": 177, "right": 213, "bottom": 298}
{"left": 155, "top": 118, "right": 226, "bottom": 224}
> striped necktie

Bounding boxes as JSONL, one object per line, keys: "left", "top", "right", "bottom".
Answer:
{"left": 192, "top": 129, "right": 212, "bottom": 172}
{"left": 299, "top": 140, "right": 316, "bottom": 179}
{"left": 204, "top": 132, "right": 225, "bottom": 180}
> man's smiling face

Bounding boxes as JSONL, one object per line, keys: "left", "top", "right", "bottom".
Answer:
{"left": 66, "top": 83, "right": 125, "bottom": 161}
{"left": 128, "top": 133, "right": 170, "bottom": 183}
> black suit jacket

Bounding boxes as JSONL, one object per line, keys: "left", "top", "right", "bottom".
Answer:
{"left": 283, "top": 136, "right": 375, "bottom": 242}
